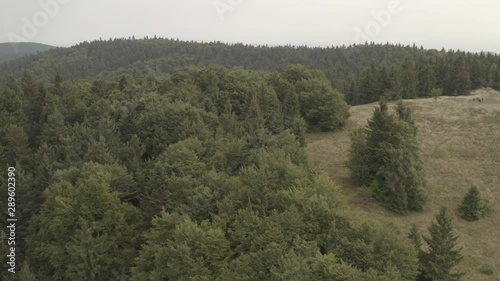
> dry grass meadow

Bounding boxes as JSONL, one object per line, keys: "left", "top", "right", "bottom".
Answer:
{"left": 306, "top": 88, "right": 500, "bottom": 281}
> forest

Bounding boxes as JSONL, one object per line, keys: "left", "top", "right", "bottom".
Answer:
{"left": 1, "top": 37, "right": 500, "bottom": 104}
{"left": 0, "top": 38, "right": 489, "bottom": 280}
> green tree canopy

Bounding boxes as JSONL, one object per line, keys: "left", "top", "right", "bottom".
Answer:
{"left": 26, "top": 162, "right": 141, "bottom": 281}
{"left": 421, "top": 207, "right": 464, "bottom": 281}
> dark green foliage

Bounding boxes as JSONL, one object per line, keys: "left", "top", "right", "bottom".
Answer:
{"left": 454, "top": 56, "right": 472, "bottom": 95}
{"left": 408, "top": 225, "right": 426, "bottom": 280}
{"left": 346, "top": 129, "right": 371, "bottom": 186}
{"left": 131, "top": 211, "right": 231, "bottom": 281}
{"left": 136, "top": 94, "right": 215, "bottom": 159}
{"left": 140, "top": 138, "right": 213, "bottom": 220}
{"left": 431, "top": 88, "right": 443, "bottom": 101}
{"left": 420, "top": 207, "right": 464, "bottom": 281}
{"left": 296, "top": 78, "right": 349, "bottom": 131}
{"left": 2, "top": 39, "right": 495, "bottom": 105}
{"left": 356, "top": 63, "right": 392, "bottom": 104}
{"left": 459, "top": 185, "right": 491, "bottom": 221}
{"left": 0, "top": 61, "right": 422, "bottom": 280}
{"left": 285, "top": 65, "right": 350, "bottom": 132}
{"left": 26, "top": 163, "right": 141, "bottom": 280}
{"left": 396, "top": 100, "right": 417, "bottom": 135}
{"left": 416, "top": 57, "right": 437, "bottom": 97}
{"left": 10, "top": 261, "right": 38, "bottom": 281}
{"left": 0, "top": 125, "right": 31, "bottom": 166}
{"left": 347, "top": 100, "right": 426, "bottom": 213}
{"left": 408, "top": 224, "right": 422, "bottom": 250}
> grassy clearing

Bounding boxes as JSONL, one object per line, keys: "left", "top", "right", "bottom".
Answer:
{"left": 306, "top": 88, "right": 500, "bottom": 281}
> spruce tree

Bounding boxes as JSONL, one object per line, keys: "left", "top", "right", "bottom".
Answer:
{"left": 459, "top": 185, "right": 489, "bottom": 221}
{"left": 15, "top": 261, "right": 38, "bottom": 281}
{"left": 454, "top": 56, "right": 471, "bottom": 96}
{"left": 347, "top": 129, "right": 371, "bottom": 186}
{"left": 421, "top": 207, "right": 464, "bottom": 281}
{"left": 408, "top": 225, "right": 427, "bottom": 281}
{"left": 416, "top": 58, "right": 436, "bottom": 97}
{"left": 348, "top": 99, "right": 426, "bottom": 214}
{"left": 408, "top": 224, "right": 422, "bottom": 250}
{"left": 245, "top": 94, "right": 265, "bottom": 134}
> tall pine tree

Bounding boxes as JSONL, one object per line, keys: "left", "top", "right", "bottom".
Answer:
{"left": 421, "top": 207, "right": 464, "bottom": 281}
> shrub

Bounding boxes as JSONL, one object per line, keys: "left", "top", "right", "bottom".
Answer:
{"left": 478, "top": 264, "right": 495, "bottom": 276}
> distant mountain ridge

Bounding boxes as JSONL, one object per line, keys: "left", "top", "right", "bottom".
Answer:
{"left": 0, "top": 42, "right": 55, "bottom": 64}
{"left": 1, "top": 38, "right": 499, "bottom": 105}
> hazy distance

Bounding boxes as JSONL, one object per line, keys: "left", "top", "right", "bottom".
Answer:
{"left": 1, "top": 0, "right": 499, "bottom": 52}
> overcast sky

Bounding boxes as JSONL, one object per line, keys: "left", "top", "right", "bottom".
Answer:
{"left": 1, "top": 0, "right": 499, "bottom": 52}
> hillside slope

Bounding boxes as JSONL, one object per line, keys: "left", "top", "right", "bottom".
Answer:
{"left": 0, "top": 42, "right": 55, "bottom": 64}
{"left": 307, "top": 88, "right": 500, "bottom": 281}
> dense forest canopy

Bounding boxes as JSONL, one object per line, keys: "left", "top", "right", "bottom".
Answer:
{"left": 1, "top": 38, "right": 500, "bottom": 104}
{"left": 0, "top": 38, "right": 479, "bottom": 280}
{"left": 0, "top": 64, "right": 410, "bottom": 280}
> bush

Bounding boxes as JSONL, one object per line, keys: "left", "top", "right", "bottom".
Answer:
{"left": 430, "top": 88, "right": 443, "bottom": 101}
{"left": 479, "top": 264, "right": 495, "bottom": 276}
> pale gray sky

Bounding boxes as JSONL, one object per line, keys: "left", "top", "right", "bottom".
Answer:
{"left": 1, "top": 0, "right": 499, "bottom": 52}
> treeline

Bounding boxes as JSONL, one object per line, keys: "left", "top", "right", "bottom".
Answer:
{"left": 347, "top": 53, "right": 481, "bottom": 104}
{"left": 0, "top": 65, "right": 431, "bottom": 281}
{"left": 1, "top": 38, "right": 500, "bottom": 104}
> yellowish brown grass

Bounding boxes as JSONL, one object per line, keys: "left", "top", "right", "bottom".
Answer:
{"left": 306, "top": 88, "right": 500, "bottom": 281}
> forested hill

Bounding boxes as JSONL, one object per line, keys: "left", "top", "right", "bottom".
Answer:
{"left": 0, "top": 64, "right": 421, "bottom": 280}
{"left": 1, "top": 38, "right": 499, "bottom": 105}
{"left": 0, "top": 42, "right": 55, "bottom": 64}
{"left": 0, "top": 38, "right": 487, "bottom": 279}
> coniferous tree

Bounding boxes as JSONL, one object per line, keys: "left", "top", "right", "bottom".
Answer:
{"left": 348, "top": 99, "right": 426, "bottom": 213}
{"left": 421, "top": 207, "right": 464, "bottom": 281}
{"left": 396, "top": 59, "right": 419, "bottom": 99}
{"left": 14, "top": 261, "right": 38, "bottom": 281}
{"left": 459, "top": 185, "right": 490, "bottom": 221}
{"left": 51, "top": 73, "right": 63, "bottom": 96}
{"left": 346, "top": 129, "right": 371, "bottom": 186}
{"left": 245, "top": 94, "right": 266, "bottom": 134}
{"left": 0, "top": 125, "right": 31, "bottom": 167}
{"left": 396, "top": 100, "right": 417, "bottom": 136}
{"left": 356, "top": 66, "right": 378, "bottom": 104}
{"left": 487, "top": 63, "right": 500, "bottom": 89}
{"left": 416, "top": 58, "right": 436, "bottom": 97}
{"left": 408, "top": 224, "right": 422, "bottom": 250}
{"left": 0, "top": 54, "right": 487, "bottom": 280}
{"left": 348, "top": 98, "right": 392, "bottom": 188}
{"left": 454, "top": 56, "right": 472, "bottom": 95}
{"left": 346, "top": 80, "right": 357, "bottom": 104}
